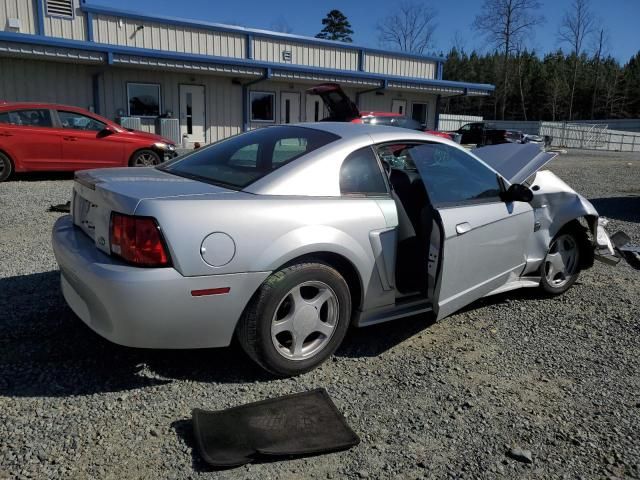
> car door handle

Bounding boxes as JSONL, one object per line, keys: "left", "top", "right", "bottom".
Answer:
{"left": 456, "top": 222, "right": 472, "bottom": 235}
{"left": 0, "top": 132, "right": 13, "bottom": 137}
{"left": 63, "top": 136, "right": 78, "bottom": 141}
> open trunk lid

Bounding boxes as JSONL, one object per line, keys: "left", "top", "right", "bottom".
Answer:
{"left": 72, "top": 167, "right": 236, "bottom": 254}
{"left": 305, "top": 83, "right": 360, "bottom": 121}
{"left": 471, "top": 143, "right": 557, "bottom": 184}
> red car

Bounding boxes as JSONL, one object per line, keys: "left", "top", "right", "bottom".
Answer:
{"left": 0, "top": 102, "right": 177, "bottom": 182}
{"left": 306, "top": 83, "right": 454, "bottom": 140}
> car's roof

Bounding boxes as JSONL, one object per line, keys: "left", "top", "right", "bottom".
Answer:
{"left": 291, "top": 121, "right": 445, "bottom": 143}
{"left": 0, "top": 101, "right": 91, "bottom": 112}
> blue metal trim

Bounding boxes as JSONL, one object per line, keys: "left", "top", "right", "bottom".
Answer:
{"left": 437, "top": 62, "right": 443, "bottom": 80}
{"left": 35, "top": 0, "right": 45, "bottom": 36}
{"left": 86, "top": 12, "right": 94, "bottom": 42}
{"left": 0, "top": 32, "right": 495, "bottom": 92}
{"left": 107, "top": 51, "right": 114, "bottom": 65}
{"left": 358, "top": 49, "right": 365, "bottom": 72}
{"left": 79, "top": 3, "right": 446, "bottom": 63}
{"left": 246, "top": 34, "right": 253, "bottom": 60}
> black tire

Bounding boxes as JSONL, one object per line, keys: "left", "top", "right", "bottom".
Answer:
{"left": 129, "top": 149, "right": 161, "bottom": 167}
{"left": 539, "top": 226, "right": 584, "bottom": 295}
{"left": 0, "top": 152, "right": 13, "bottom": 182}
{"left": 237, "top": 260, "right": 352, "bottom": 377}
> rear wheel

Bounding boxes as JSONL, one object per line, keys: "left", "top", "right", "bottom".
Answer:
{"left": 129, "top": 149, "right": 161, "bottom": 167}
{"left": 540, "top": 229, "right": 581, "bottom": 295}
{"left": 237, "top": 261, "right": 351, "bottom": 376}
{"left": 0, "top": 152, "right": 12, "bottom": 182}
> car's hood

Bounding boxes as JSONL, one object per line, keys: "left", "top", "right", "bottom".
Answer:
{"left": 306, "top": 83, "right": 360, "bottom": 121}
{"left": 472, "top": 143, "right": 557, "bottom": 184}
{"left": 122, "top": 129, "right": 174, "bottom": 144}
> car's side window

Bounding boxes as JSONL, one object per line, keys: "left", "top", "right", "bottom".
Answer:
{"left": 409, "top": 143, "right": 501, "bottom": 207}
{"left": 228, "top": 144, "right": 259, "bottom": 167}
{"left": 273, "top": 138, "right": 308, "bottom": 165}
{"left": 0, "top": 112, "right": 9, "bottom": 124}
{"left": 340, "top": 146, "right": 388, "bottom": 196}
{"left": 2, "top": 109, "right": 53, "bottom": 128}
{"left": 57, "top": 111, "right": 106, "bottom": 132}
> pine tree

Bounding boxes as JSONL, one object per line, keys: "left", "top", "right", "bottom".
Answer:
{"left": 316, "top": 10, "right": 354, "bottom": 42}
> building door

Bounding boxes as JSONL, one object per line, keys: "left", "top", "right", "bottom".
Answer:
{"left": 179, "top": 84, "right": 205, "bottom": 144}
{"left": 391, "top": 99, "right": 407, "bottom": 116}
{"left": 280, "top": 92, "right": 301, "bottom": 124}
{"left": 411, "top": 102, "right": 428, "bottom": 127}
{"left": 305, "top": 94, "right": 328, "bottom": 122}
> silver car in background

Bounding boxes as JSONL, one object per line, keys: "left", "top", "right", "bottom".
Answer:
{"left": 52, "top": 123, "right": 632, "bottom": 376}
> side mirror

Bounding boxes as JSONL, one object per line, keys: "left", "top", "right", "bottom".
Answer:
{"left": 502, "top": 183, "right": 533, "bottom": 203}
{"left": 97, "top": 126, "right": 116, "bottom": 138}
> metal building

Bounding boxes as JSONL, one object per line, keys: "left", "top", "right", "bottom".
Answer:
{"left": 0, "top": 0, "right": 494, "bottom": 146}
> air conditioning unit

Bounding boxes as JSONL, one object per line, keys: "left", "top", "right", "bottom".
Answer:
{"left": 117, "top": 117, "right": 142, "bottom": 130}
{"left": 157, "top": 118, "right": 180, "bottom": 144}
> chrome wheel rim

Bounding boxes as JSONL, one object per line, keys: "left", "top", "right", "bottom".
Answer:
{"left": 544, "top": 234, "right": 579, "bottom": 288}
{"left": 270, "top": 280, "right": 339, "bottom": 361}
{"left": 133, "top": 152, "right": 157, "bottom": 167}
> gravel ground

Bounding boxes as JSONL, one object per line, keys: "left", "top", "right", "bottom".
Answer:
{"left": 0, "top": 151, "right": 639, "bottom": 480}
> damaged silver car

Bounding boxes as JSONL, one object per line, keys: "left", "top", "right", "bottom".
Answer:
{"left": 51, "top": 123, "right": 637, "bottom": 376}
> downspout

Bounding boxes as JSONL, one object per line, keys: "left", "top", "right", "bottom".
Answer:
{"left": 242, "top": 67, "right": 272, "bottom": 132}
{"left": 34, "top": 0, "right": 45, "bottom": 36}
{"left": 355, "top": 79, "right": 387, "bottom": 109}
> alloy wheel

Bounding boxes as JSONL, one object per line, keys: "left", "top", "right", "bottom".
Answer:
{"left": 133, "top": 152, "right": 158, "bottom": 166}
{"left": 544, "top": 233, "right": 579, "bottom": 288}
{"left": 270, "top": 280, "right": 339, "bottom": 361}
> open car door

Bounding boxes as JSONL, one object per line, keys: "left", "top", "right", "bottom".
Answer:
{"left": 305, "top": 83, "right": 360, "bottom": 122}
{"left": 408, "top": 143, "right": 535, "bottom": 320}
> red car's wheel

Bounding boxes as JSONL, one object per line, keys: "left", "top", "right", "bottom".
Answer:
{"left": 129, "top": 149, "right": 161, "bottom": 167}
{"left": 0, "top": 152, "right": 13, "bottom": 182}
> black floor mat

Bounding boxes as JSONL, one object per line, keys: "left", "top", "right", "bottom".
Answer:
{"left": 192, "top": 388, "right": 360, "bottom": 468}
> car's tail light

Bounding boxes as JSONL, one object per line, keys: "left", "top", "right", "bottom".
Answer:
{"left": 110, "top": 213, "right": 171, "bottom": 267}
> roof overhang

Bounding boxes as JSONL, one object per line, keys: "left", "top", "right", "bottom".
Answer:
{"left": 0, "top": 32, "right": 495, "bottom": 97}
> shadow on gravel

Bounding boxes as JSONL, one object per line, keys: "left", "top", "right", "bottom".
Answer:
{"left": 590, "top": 196, "right": 640, "bottom": 223}
{"left": 8, "top": 172, "right": 75, "bottom": 182}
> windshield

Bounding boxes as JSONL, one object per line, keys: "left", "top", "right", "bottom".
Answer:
{"left": 161, "top": 126, "right": 340, "bottom": 189}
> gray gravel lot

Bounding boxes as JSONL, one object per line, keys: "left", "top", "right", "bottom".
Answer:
{"left": 0, "top": 151, "right": 639, "bottom": 479}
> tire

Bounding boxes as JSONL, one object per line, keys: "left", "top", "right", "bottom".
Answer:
{"left": 129, "top": 149, "right": 161, "bottom": 167}
{"left": 540, "top": 227, "right": 583, "bottom": 295}
{"left": 0, "top": 152, "right": 13, "bottom": 182}
{"left": 237, "top": 260, "right": 352, "bottom": 377}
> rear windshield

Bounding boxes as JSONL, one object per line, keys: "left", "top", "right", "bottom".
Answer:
{"left": 161, "top": 126, "right": 339, "bottom": 189}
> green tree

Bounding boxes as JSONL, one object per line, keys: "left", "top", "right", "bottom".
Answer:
{"left": 316, "top": 10, "right": 354, "bottom": 42}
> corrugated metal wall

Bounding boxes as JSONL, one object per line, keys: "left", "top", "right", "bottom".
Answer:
{"left": 364, "top": 53, "right": 436, "bottom": 79}
{"left": 252, "top": 38, "right": 359, "bottom": 71}
{"left": 0, "top": 0, "right": 37, "bottom": 34}
{"left": 99, "top": 67, "right": 243, "bottom": 142}
{"left": 0, "top": 57, "right": 93, "bottom": 106}
{"left": 92, "top": 14, "right": 246, "bottom": 58}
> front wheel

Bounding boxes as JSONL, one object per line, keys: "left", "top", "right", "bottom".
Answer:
{"left": 129, "top": 149, "right": 161, "bottom": 167}
{"left": 0, "top": 152, "right": 13, "bottom": 182}
{"left": 237, "top": 261, "right": 352, "bottom": 376}
{"left": 540, "top": 230, "right": 581, "bottom": 295}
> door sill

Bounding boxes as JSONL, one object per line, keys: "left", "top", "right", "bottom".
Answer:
{"left": 357, "top": 295, "right": 432, "bottom": 327}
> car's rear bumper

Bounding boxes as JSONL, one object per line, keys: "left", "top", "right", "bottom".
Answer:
{"left": 52, "top": 215, "right": 270, "bottom": 349}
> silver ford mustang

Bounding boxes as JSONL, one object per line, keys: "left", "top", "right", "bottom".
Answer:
{"left": 52, "top": 123, "right": 635, "bottom": 376}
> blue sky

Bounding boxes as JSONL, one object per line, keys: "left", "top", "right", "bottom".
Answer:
{"left": 89, "top": 0, "right": 639, "bottom": 63}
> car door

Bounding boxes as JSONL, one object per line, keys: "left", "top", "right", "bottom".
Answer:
{"left": 55, "top": 110, "right": 124, "bottom": 168}
{"left": 0, "top": 108, "right": 62, "bottom": 170}
{"left": 408, "top": 142, "right": 534, "bottom": 320}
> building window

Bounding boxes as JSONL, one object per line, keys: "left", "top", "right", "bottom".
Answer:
{"left": 250, "top": 91, "right": 275, "bottom": 122}
{"left": 127, "top": 83, "right": 161, "bottom": 117}
{"left": 46, "top": 0, "right": 74, "bottom": 18}
{"left": 411, "top": 102, "right": 428, "bottom": 126}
